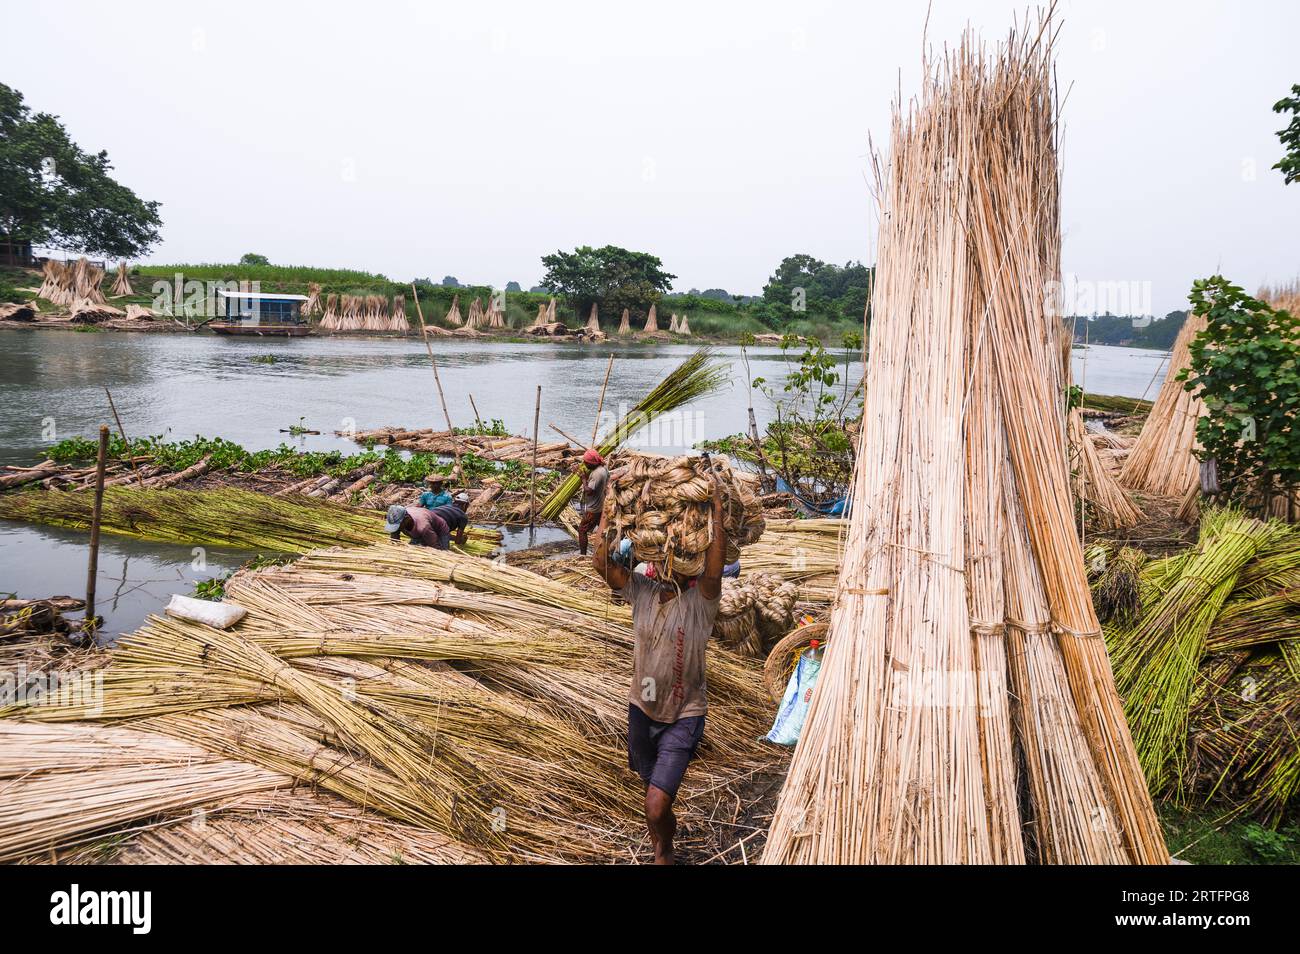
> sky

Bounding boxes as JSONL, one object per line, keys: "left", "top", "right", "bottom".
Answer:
{"left": 7, "top": 0, "right": 1298, "bottom": 315}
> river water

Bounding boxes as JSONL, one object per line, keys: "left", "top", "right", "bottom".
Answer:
{"left": 0, "top": 329, "right": 1171, "bottom": 636}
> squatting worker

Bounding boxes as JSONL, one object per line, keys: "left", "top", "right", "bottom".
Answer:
{"left": 577, "top": 448, "right": 608, "bottom": 556}
{"left": 427, "top": 493, "right": 471, "bottom": 548}
{"left": 418, "top": 474, "right": 453, "bottom": 510}
{"left": 384, "top": 504, "right": 451, "bottom": 550}
{"left": 591, "top": 467, "right": 725, "bottom": 865}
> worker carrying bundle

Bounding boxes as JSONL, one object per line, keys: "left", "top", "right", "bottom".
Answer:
{"left": 599, "top": 453, "right": 765, "bottom": 578}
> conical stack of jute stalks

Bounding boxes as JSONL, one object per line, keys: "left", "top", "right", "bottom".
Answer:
{"left": 465, "top": 297, "right": 484, "bottom": 330}
{"left": 303, "top": 282, "right": 322, "bottom": 317}
{"left": 643, "top": 303, "right": 658, "bottom": 333}
{"left": 531, "top": 302, "right": 547, "bottom": 329}
{"left": 617, "top": 308, "right": 631, "bottom": 335}
{"left": 762, "top": 18, "right": 1166, "bottom": 865}
{"left": 678, "top": 314, "right": 691, "bottom": 336}
{"left": 111, "top": 261, "right": 134, "bottom": 297}
{"left": 1068, "top": 408, "right": 1143, "bottom": 531}
{"left": 1119, "top": 309, "right": 1208, "bottom": 498}
{"left": 445, "top": 293, "right": 463, "bottom": 327}
{"left": 1258, "top": 279, "right": 1300, "bottom": 316}
{"left": 487, "top": 297, "right": 506, "bottom": 328}
{"left": 585, "top": 303, "right": 600, "bottom": 334}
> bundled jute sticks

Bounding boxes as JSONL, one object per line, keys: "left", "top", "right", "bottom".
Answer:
{"left": 1119, "top": 309, "right": 1208, "bottom": 498}
{"left": 600, "top": 453, "right": 765, "bottom": 578}
{"left": 1068, "top": 408, "right": 1143, "bottom": 530}
{"left": 37, "top": 258, "right": 106, "bottom": 308}
{"left": 762, "top": 18, "right": 1167, "bottom": 865}
{"left": 318, "top": 294, "right": 408, "bottom": 332}
{"left": 110, "top": 261, "right": 134, "bottom": 297}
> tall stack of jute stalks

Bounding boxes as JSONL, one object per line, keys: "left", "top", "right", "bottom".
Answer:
{"left": 763, "top": 19, "right": 1167, "bottom": 865}
{"left": 111, "top": 261, "right": 134, "bottom": 297}
{"left": 1119, "top": 309, "right": 1208, "bottom": 498}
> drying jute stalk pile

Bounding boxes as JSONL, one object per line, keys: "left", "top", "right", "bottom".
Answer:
{"left": 37, "top": 258, "right": 106, "bottom": 308}
{"left": 601, "top": 454, "right": 765, "bottom": 578}
{"left": 1068, "top": 408, "right": 1143, "bottom": 531}
{"left": 763, "top": 19, "right": 1168, "bottom": 865}
{"left": 318, "top": 294, "right": 407, "bottom": 333}
{"left": 110, "top": 260, "right": 134, "bottom": 297}
{"left": 0, "top": 543, "right": 780, "bottom": 863}
{"left": 1119, "top": 308, "right": 1208, "bottom": 498}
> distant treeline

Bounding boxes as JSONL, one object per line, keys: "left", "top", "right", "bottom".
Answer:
{"left": 1070, "top": 311, "right": 1188, "bottom": 350}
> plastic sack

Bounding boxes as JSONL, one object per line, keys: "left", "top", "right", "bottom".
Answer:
{"left": 765, "top": 648, "right": 822, "bottom": 745}
{"left": 164, "top": 593, "right": 247, "bottom": 630}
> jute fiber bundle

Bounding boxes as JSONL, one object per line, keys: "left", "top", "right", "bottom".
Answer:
{"left": 1068, "top": 408, "right": 1143, "bottom": 530}
{"left": 617, "top": 308, "right": 631, "bottom": 335}
{"left": 111, "top": 260, "right": 134, "bottom": 297}
{"left": 1119, "top": 309, "right": 1208, "bottom": 497}
{"left": 712, "top": 573, "right": 799, "bottom": 657}
{"left": 763, "top": 21, "right": 1166, "bottom": 865}
{"left": 601, "top": 454, "right": 764, "bottom": 578}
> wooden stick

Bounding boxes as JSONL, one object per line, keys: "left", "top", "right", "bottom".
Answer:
{"left": 104, "top": 387, "right": 145, "bottom": 487}
{"left": 411, "top": 282, "right": 464, "bottom": 477}
{"left": 591, "top": 354, "right": 614, "bottom": 446}
{"left": 548, "top": 423, "right": 585, "bottom": 449}
{"left": 529, "top": 386, "right": 541, "bottom": 530}
{"left": 84, "top": 425, "right": 109, "bottom": 631}
{"left": 468, "top": 394, "right": 483, "bottom": 431}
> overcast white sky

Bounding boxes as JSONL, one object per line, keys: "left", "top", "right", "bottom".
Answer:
{"left": 8, "top": 0, "right": 1298, "bottom": 314}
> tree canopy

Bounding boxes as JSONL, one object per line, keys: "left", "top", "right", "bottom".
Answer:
{"left": 540, "top": 244, "right": 676, "bottom": 321}
{"left": 760, "top": 254, "right": 873, "bottom": 325}
{"left": 0, "top": 82, "right": 162, "bottom": 258}
{"left": 1274, "top": 84, "right": 1300, "bottom": 185}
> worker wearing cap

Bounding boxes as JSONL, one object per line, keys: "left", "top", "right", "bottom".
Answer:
{"left": 417, "top": 474, "right": 453, "bottom": 510}
{"left": 384, "top": 504, "right": 450, "bottom": 550}
{"left": 427, "top": 493, "right": 471, "bottom": 548}
{"left": 590, "top": 468, "right": 725, "bottom": 865}
{"left": 577, "top": 448, "right": 608, "bottom": 556}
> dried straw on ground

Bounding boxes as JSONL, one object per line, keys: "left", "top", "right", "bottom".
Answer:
{"left": 617, "top": 308, "right": 631, "bottom": 335}
{"left": 69, "top": 298, "right": 124, "bottom": 324}
{"left": 111, "top": 261, "right": 134, "bottom": 297}
{"left": 1068, "top": 408, "right": 1143, "bottom": 530}
{"left": 762, "top": 21, "right": 1165, "bottom": 865}
{"left": 1119, "top": 309, "right": 1207, "bottom": 498}
{"left": 602, "top": 453, "right": 765, "bottom": 578}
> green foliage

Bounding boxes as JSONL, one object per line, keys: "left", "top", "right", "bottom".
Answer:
{"left": 239, "top": 252, "right": 270, "bottom": 266}
{"left": 251, "top": 354, "right": 277, "bottom": 364}
{"left": 1158, "top": 803, "right": 1300, "bottom": 865}
{"left": 1074, "top": 311, "right": 1188, "bottom": 349}
{"left": 1180, "top": 276, "right": 1300, "bottom": 509}
{"left": 540, "top": 245, "right": 676, "bottom": 323}
{"left": 137, "top": 262, "right": 391, "bottom": 288}
{"left": 1273, "top": 84, "right": 1300, "bottom": 185}
{"left": 760, "top": 254, "right": 873, "bottom": 328}
{"left": 453, "top": 418, "right": 508, "bottom": 437}
{"left": 0, "top": 82, "right": 161, "bottom": 257}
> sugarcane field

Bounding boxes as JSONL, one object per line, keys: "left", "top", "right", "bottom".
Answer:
{"left": 0, "top": 0, "right": 1297, "bottom": 935}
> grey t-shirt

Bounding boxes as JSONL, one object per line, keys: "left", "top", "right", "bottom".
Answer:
{"left": 581, "top": 465, "right": 608, "bottom": 515}
{"left": 620, "top": 572, "right": 718, "bottom": 723}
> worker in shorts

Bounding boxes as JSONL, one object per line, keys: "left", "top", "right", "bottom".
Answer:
{"left": 590, "top": 467, "right": 724, "bottom": 864}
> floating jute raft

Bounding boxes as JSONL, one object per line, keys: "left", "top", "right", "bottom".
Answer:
{"left": 762, "top": 17, "right": 1168, "bottom": 865}
{"left": 601, "top": 453, "right": 765, "bottom": 578}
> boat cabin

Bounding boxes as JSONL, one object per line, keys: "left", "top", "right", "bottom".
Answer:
{"left": 215, "top": 289, "right": 309, "bottom": 326}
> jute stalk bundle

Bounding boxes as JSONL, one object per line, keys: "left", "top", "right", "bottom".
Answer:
{"left": 546, "top": 297, "right": 557, "bottom": 323}
{"left": 669, "top": 313, "right": 681, "bottom": 333}
{"left": 585, "top": 303, "right": 600, "bottom": 334}
{"left": 111, "top": 260, "right": 134, "bottom": 297}
{"left": 1258, "top": 280, "right": 1300, "bottom": 316}
{"left": 303, "top": 282, "right": 322, "bottom": 316}
{"left": 321, "top": 293, "right": 339, "bottom": 326}
{"left": 1119, "top": 309, "right": 1208, "bottom": 497}
{"left": 487, "top": 298, "right": 506, "bottom": 328}
{"left": 763, "top": 20, "right": 1166, "bottom": 865}
{"left": 69, "top": 298, "right": 124, "bottom": 324}
{"left": 617, "top": 308, "right": 631, "bottom": 335}
{"left": 643, "top": 303, "right": 658, "bottom": 333}
{"left": 465, "top": 298, "right": 484, "bottom": 330}
{"left": 445, "top": 293, "right": 463, "bottom": 327}
{"left": 38, "top": 258, "right": 108, "bottom": 309}
{"left": 537, "top": 348, "right": 731, "bottom": 520}
{"left": 1068, "top": 408, "right": 1143, "bottom": 530}
{"left": 601, "top": 454, "right": 764, "bottom": 577}
{"left": 678, "top": 314, "right": 691, "bottom": 336}
{"left": 531, "top": 303, "right": 547, "bottom": 328}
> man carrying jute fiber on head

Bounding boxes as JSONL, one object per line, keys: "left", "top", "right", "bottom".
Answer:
{"left": 591, "top": 467, "right": 725, "bottom": 865}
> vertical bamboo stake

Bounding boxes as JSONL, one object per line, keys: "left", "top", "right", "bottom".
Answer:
{"left": 84, "top": 425, "right": 109, "bottom": 632}
{"left": 530, "top": 386, "right": 541, "bottom": 530}
{"left": 411, "top": 282, "right": 463, "bottom": 478}
{"left": 468, "top": 394, "right": 483, "bottom": 431}
{"left": 104, "top": 387, "right": 144, "bottom": 487}
{"left": 590, "top": 354, "right": 614, "bottom": 446}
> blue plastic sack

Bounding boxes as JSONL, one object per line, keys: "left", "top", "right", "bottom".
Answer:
{"left": 765, "top": 648, "right": 822, "bottom": 745}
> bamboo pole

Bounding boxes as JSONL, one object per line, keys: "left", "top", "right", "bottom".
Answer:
{"left": 591, "top": 354, "right": 614, "bottom": 446}
{"left": 468, "top": 394, "right": 483, "bottom": 431}
{"left": 104, "top": 387, "right": 145, "bottom": 487}
{"left": 84, "top": 425, "right": 109, "bottom": 631}
{"left": 549, "top": 423, "right": 585, "bottom": 449}
{"left": 529, "top": 386, "right": 541, "bottom": 530}
{"left": 411, "top": 283, "right": 463, "bottom": 477}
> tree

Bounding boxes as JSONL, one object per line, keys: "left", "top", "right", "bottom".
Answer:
{"left": 441, "top": 276, "right": 460, "bottom": 287}
{"left": 0, "top": 82, "right": 161, "bottom": 258}
{"left": 761, "top": 254, "right": 873, "bottom": 326}
{"left": 505, "top": 281, "right": 522, "bottom": 292}
{"left": 1180, "top": 276, "right": 1300, "bottom": 514}
{"left": 1273, "top": 84, "right": 1300, "bottom": 185}
{"left": 239, "top": 252, "right": 269, "bottom": 266}
{"left": 540, "top": 245, "right": 676, "bottom": 321}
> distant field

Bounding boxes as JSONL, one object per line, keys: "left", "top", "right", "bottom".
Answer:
{"left": 137, "top": 262, "right": 393, "bottom": 286}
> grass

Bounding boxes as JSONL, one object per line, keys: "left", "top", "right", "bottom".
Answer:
{"left": 1160, "top": 803, "right": 1300, "bottom": 864}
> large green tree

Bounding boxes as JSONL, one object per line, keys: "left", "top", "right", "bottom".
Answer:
{"left": 539, "top": 245, "right": 675, "bottom": 322}
{"left": 0, "top": 82, "right": 161, "bottom": 259}
{"left": 1274, "top": 84, "right": 1300, "bottom": 185}
{"left": 761, "top": 254, "right": 873, "bottom": 325}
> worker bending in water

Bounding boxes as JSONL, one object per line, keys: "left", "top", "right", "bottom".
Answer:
{"left": 577, "top": 448, "right": 608, "bottom": 556}
{"left": 384, "top": 504, "right": 450, "bottom": 549}
{"left": 590, "top": 469, "right": 724, "bottom": 865}
{"left": 417, "top": 474, "right": 453, "bottom": 510}
{"left": 426, "top": 492, "right": 471, "bottom": 548}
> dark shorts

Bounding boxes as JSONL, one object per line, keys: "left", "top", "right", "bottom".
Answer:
{"left": 627, "top": 703, "right": 705, "bottom": 800}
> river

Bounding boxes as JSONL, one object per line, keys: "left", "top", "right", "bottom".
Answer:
{"left": 0, "top": 329, "right": 1171, "bottom": 636}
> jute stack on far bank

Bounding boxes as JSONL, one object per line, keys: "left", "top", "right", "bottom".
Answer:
{"left": 763, "top": 19, "right": 1167, "bottom": 865}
